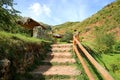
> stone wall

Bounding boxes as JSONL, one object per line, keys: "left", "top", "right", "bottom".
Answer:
{"left": 0, "top": 40, "right": 51, "bottom": 80}
{"left": 33, "top": 26, "right": 45, "bottom": 38}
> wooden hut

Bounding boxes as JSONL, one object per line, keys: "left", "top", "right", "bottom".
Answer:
{"left": 17, "top": 17, "right": 46, "bottom": 38}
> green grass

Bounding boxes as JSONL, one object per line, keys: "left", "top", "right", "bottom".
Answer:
{"left": 0, "top": 31, "right": 50, "bottom": 43}
{"left": 0, "top": 31, "right": 52, "bottom": 79}
{"left": 98, "top": 54, "right": 120, "bottom": 80}
{"left": 71, "top": 50, "right": 89, "bottom": 80}
{"left": 73, "top": 41, "right": 120, "bottom": 80}
{"left": 82, "top": 42, "right": 120, "bottom": 80}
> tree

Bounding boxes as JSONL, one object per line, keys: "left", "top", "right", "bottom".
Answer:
{"left": 0, "top": 0, "right": 20, "bottom": 32}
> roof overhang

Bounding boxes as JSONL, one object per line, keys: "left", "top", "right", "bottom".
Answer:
{"left": 17, "top": 17, "right": 46, "bottom": 30}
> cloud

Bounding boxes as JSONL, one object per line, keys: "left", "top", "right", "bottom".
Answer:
{"left": 29, "top": 2, "right": 51, "bottom": 17}
{"left": 43, "top": 4, "right": 51, "bottom": 17}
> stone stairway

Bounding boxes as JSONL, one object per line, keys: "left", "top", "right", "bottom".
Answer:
{"left": 31, "top": 43, "right": 81, "bottom": 80}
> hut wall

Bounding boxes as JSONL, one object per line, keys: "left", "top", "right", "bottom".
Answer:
{"left": 33, "top": 26, "right": 45, "bottom": 38}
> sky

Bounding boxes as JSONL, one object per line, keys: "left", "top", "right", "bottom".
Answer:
{"left": 14, "top": 0, "right": 115, "bottom": 25}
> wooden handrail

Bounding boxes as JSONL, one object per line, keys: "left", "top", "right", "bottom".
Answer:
{"left": 73, "top": 35, "right": 114, "bottom": 80}
{"left": 73, "top": 43, "right": 95, "bottom": 80}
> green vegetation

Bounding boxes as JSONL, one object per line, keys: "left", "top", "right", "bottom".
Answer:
{"left": 60, "top": 31, "right": 73, "bottom": 43}
{"left": 0, "top": 0, "right": 37, "bottom": 36}
{"left": 101, "top": 54, "right": 120, "bottom": 80}
{"left": 0, "top": 0, "right": 20, "bottom": 32}
{"left": 76, "top": 42, "right": 120, "bottom": 80}
{"left": 0, "top": 1, "right": 53, "bottom": 79}
{"left": 0, "top": 31, "right": 51, "bottom": 79}
{"left": 0, "top": 31, "right": 49, "bottom": 43}
{"left": 52, "top": 21, "right": 79, "bottom": 34}
{"left": 72, "top": 51, "right": 89, "bottom": 80}
{"left": 94, "top": 26, "right": 115, "bottom": 53}
{"left": 92, "top": 53, "right": 120, "bottom": 80}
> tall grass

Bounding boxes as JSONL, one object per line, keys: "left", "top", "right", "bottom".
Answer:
{"left": 0, "top": 31, "right": 50, "bottom": 43}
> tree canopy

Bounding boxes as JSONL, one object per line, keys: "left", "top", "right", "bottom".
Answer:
{"left": 0, "top": 0, "right": 20, "bottom": 32}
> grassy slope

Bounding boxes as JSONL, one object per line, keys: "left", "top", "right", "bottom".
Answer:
{"left": 0, "top": 31, "right": 51, "bottom": 59}
{"left": 0, "top": 31, "right": 51, "bottom": 79}
{"left": 0, "top": 31, "right": 47, "bottom": 43}
{"left": 52, "top": 21, "right": 79, "bottom": 34}
{"left": 96, "top": 54, "right": 120, "bottom": 80}
{"left": 104, "top": 54, "right": 120, "bottom": 79}
{"left": 53, "top": 1, "right": 120, "bottom": 42}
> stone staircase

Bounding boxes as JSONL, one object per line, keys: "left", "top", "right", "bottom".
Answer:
{"left": 31, "top": 43, "right": 81, "bottom": 80}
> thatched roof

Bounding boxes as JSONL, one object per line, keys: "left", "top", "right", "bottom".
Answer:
{"left": 17, "top": 17, "right": 46, "bottom": 30}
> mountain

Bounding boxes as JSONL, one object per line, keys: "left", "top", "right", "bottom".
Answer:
{"left": 53, "top": 1, "right": 120, "bottom": 42}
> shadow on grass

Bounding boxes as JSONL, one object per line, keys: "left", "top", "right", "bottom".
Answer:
{"left": 83, "top": 45, "right": 110, "bottom": 71}
{"left": 76, "top": 44, "right": 104, "bottom": 80}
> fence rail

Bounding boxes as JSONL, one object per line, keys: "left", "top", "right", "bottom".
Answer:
{"left": 73, "top": 34, "right": 114, "bottom": 80}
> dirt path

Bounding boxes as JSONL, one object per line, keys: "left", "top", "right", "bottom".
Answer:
{"left": 31, "top": 43, "right": 81, "bottom": 80}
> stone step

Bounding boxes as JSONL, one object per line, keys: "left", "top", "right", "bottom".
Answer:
{"left": 44, "top": 77, "right": 76, "bottom": 80}
{"left": 52, "top": 47, "right": 71, "bottom": 50}
{"left": 47, "top": 52, "right": 72, "bottom": 58}
{"left": 31, "top": 65, "right": 81, "bottom": 76}
{"left": 51, "top": 44, "right": 72, "bottom": 48}
{"left": 51, "top": 48, "right": 71, "bottom": 52}
{"left": 42, "top": 58, "right": 76, "bottom": 64}
{"left": 30, "top": 43, "right": 81, "bottom": 80}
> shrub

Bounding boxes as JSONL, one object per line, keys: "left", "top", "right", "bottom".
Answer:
{"left": 60, "top": 31, "right": 73, "bottom": 43}
{"left": 94, "top": 27, "right": 115, "bottom": 53}
{"left": 113, "top": 42, "right": 120, "bottom": 53}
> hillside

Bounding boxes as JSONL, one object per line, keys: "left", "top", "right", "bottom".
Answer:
{"left": 52, "top": 21, "right": 79, "bottom": 34}
{"left": 53, "top": 1, "right": 120, "bottom": 42}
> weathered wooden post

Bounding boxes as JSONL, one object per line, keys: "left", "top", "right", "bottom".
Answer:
{"left": 73, "top": 30, "right": 80, "bottom": 51}
{"left": 73, "top": 30, "right": 80, "bottom": 44}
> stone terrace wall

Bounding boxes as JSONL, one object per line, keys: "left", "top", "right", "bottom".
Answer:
{"left": 0, "top": 39, "right": 51, "bottom": 80}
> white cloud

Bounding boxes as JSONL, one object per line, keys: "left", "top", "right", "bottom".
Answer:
{"left": 29, "top": 2, "right": 51, "bottom": 17}
{"left": 43, "top": 4, "right": 51, "bottom": 17}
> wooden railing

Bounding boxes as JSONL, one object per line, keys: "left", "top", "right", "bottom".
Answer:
{"left": 73, "top": 34, "right": 114, "bottom": 80}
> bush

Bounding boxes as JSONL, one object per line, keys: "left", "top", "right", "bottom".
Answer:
{"left": 113, "top": 42, "right": 120, "bottom": 53}
{"left": 94, "top": 27, "right": 115, "bottom": 53}
{"left": 60, "top": 31, "right": 73, "bottom": 43}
